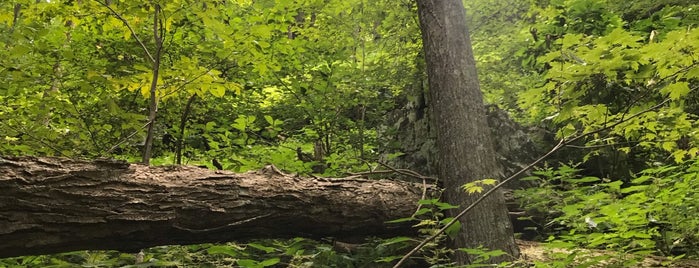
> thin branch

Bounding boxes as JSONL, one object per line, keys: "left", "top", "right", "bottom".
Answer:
{"left": 392, "top": 98, "right": 671, "bottom": 268}
{"left": 175, "top": 93, "right": 198, "bottom": 165}
{"left": 11, "top": 4, "right": 21, "bottom": 33}
{"left": 0, "top": 121, "right": 70, "bottom": 158}
{"left": 97, "top": 121, "right": 151, "bottom": 158}
{"left": 159, "top": 50, "right": 238, "bottom": 99}
{"left": 173, "top": 213, "right": 273, "bottom": 233}
{"left": 349, "top": 164, "right": 438, "bottom": 182}
{"left": 159, "top": 67, "right": 216, "bottom": 99}
{"left": 94, "top": 0, "right": 155, "bottom": 64}
{"left": 101, "top": 120, "right": 153, "bottom": 156}
{"left": 562, "top": 138, "right": 682, "bottom": 149}
{"left": 565, "top": 143, "right": 626, "bottom": 149}
{"left": 141, "top": 3, "right": 163, "bottom": 165}
{"left": 68, "top": 99, "right": 103, "bottom": 153}
{"left": 354, "top": 160, "right": 437, "bottom": 217}
{"left": 416, "top": 177, "right": 428, "bottom": 216}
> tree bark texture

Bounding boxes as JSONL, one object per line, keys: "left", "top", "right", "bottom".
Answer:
{"left": 416, "top": 0, "right": 519, "bottom": 264}
{"left": 0, "top": 156, "right": 430, "bottom": 258}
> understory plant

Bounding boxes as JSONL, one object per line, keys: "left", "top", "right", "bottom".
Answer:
{"left": 516, "top": 158, "right": 699, "bottom": 266}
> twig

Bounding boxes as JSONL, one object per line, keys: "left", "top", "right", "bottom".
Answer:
{"left": 94, "top": 0, "right": 155, "bottom": 64}
{"left": 173, "top": 213, "right": 273, "bottom": 233}
{"left": 352, "top": 160, "right": 437, "bottom": 217}
{"left": 0, "top": 121, "right": 70, "bottom": 157}
{"left": 377, "top": 161, "right": 433, "bottom": 216}
{"left": 392, "top": 98, "right": 671, "bottom": 268}
{"left": 158, "top": 50, "right": 238, "bottom": 99}
{"left": 415, "top": 177, "right": 428, "bottom": 216}
{"left": 377, "top": 161, "right": 438, "bottom": 182}
{"left": 348, "top": 168, "right": 438, "bottom": 182}
{"left": 101, "top": 120, "right": 153, "bottom": 156}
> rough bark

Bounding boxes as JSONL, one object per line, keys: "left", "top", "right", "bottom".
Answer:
{"left": 383, "top": 103, "right": 546, "bottom": 189}
{"left": 416, "top": 0, "right": 519, "bottom": 264}
{"left": 0, "top": 156, "right": 431, "bottom": 258}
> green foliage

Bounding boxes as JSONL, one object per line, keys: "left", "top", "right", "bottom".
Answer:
{"left": 461, "top": 178, "right": 498, "bottom": 194}
{"left": 0, "top": 0, "right": 413, "bottom": 169}
{"left": 466, "top": 0, "right": 537, "bottom": 110}
{"left": 386, "top": 198, "right": 458, "bottom": 266}
{"left": 517, "top": 160, "right": 699, "bottom": 265}
{"left": 499, "top": 0, "right": 699, "bottom": 265}
{"left": 457, "top": 247, "right": 509, "bottom": 267}
{"left": 0, "top": 0, "right": 424, "bottom": 266}
{"left": 386, "top": 198, "right": 518, "bottom": 267}
{"left": 2, "top": 0, "right": 699, "bottom": 266}
{"left": 515, "top": 0, "right": 699, "bottom": 179}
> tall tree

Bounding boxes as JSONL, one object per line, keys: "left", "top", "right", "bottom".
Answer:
{"left": 416, "top": 0, "right": 519, "bottom": 264}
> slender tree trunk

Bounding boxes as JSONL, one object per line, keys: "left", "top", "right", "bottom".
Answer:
{"left": 11, "top": 4, "right": 21, "bottom": 32}
{"left": 142, "top": 4, "right": 163, "bottom": 164}
{"left": 176, "top": 93, "right": 197, "bottom": 165}
{"left": 416, "top": 0, "right": 519, "bottom": 264}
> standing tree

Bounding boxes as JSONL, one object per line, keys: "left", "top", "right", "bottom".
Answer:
{"left": 96, "top": 0, "right": 164, "bottom": 165}
{"left": 416, "top": 0, "right": 519, "bottom": 264}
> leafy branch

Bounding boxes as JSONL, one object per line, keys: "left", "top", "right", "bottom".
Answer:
{"left": 93, "top": 0, "right": 156, "bottom": 64}
{"left": 392, "top": 97, "right": 672, "bottom": 267}
{"left": 0, "top": 121, "right": 70, "bottom": 158}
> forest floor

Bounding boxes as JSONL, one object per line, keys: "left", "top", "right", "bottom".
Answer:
{"left": 516, "top": 240, "right": 699, "bottom": 267}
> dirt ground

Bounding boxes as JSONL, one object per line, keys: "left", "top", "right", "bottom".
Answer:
{"left": 515, "top": 240, "right": 699, "bottom": 267}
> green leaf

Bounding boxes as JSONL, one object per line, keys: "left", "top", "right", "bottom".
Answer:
{"left": 205, "top": 121, "right": 217, "bottom": 132}
{"left": 413, "top": 208, "right": 431, "bottom": 216}
{"left": 379, "top": 236, "right": 413, "bottom": 246}
{"left": 606, "top": 180, "right": 624, "bottom": 192}
{"left": 620, "top": 185, "right": 648, "bottom": 194}
{"left": 463, "top": 184, "right": 483, "bottom": 194}
{"left": 134, "top": 64, "right": 151, "bottom": 72}
{"left": 558, "top": 123, "right": 577, "bottom": 138}
{"left": 565, "top": 176, "right": 600, "bottom": 183}
{"left": 228, "top": 82, "right": 243, "bottom": 95}
{"left": 259, "top": 258, "right": 280, "bottom": 266}
{"left": 210, "top": 84, "right": 226, "bottom": 97}
{"left": 442, "top": 218, "right": 462, "bottom": 239}
{"left": 376, "top": 255, "right": 403, "bottom": 263}
{"left": 247, "top": 243, "right": 276, "bottom": 253}
{"left": 661, "top": 81, "right": 690, "bottom": 100}
{"left": 630, "top": 176, "right": 653, "bottom": 184}
{"left": 386, "top": 217, "right": 416, "bottom": 223}
{"left": 207, "top": 245, "right": 239, "bottom": 257}
{"left": 236, "top": 259, "right": 260, "bottom": 267}
{"left": 661, "top": 141, "right": 676, "bottom": 152}
{"left": 481, "top": 178, "right": 498, "bottom": 185}
{"left": 435, "top": 202, "right": 459, "bottom": 210}
{"left": 418, "top": 198, "right": 439, "bottom": 205}
{"left": 561, "top": 33, "right": 584, "bottom": 49}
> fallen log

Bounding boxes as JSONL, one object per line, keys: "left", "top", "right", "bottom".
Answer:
{"left": 0, "top": 156, "right": 432, "bottom": 258}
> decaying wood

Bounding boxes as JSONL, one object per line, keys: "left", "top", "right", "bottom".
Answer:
{"left": 0, "top": 156, "right": 433, "bottom": 258}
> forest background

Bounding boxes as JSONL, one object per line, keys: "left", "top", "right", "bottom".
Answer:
{"left": 1, "top": 0, "right": 698, "bottom": 267}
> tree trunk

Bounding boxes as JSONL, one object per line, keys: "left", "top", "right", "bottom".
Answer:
{"left": 416, "top": 0, "right": 519, "bottom": 264}
{"left": 142, "top": 3, "right": 163, "bottom": 165}
{"left": 0, "top": 156, "right": 431, "bottom": 258}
